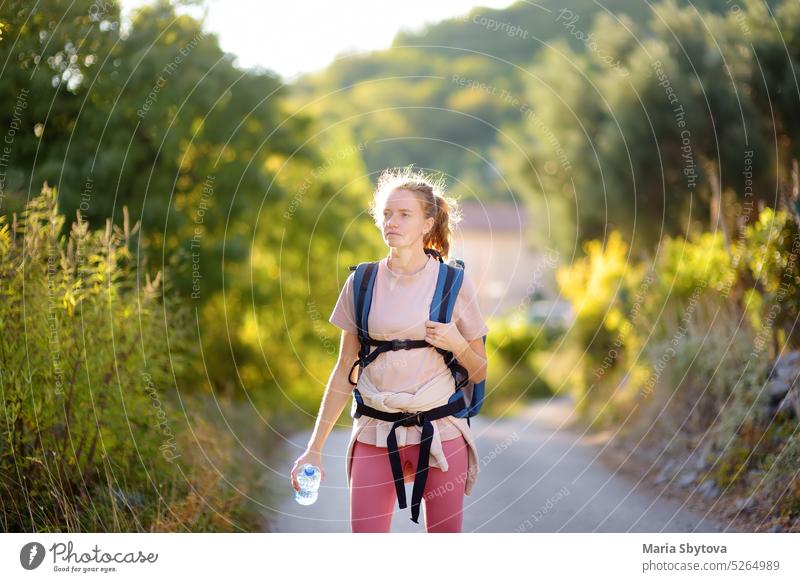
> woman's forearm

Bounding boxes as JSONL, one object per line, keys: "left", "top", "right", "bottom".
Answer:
{"left": 454, "top": 338, "right": 487, "bottom": 384}
{"left": 307, "top": 365, "right": 354, "bottom": 453}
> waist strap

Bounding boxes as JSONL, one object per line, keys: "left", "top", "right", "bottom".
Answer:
{"left": 354, "top": 394, "right": 467, "bottom": 524}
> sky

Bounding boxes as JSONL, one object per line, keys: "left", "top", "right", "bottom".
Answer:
{"left": 121, "top": 0, "right": 516, "bottom": 81}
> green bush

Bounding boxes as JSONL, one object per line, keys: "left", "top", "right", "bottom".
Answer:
{"left": 739, "top": 207, "right": 800, "bottom": 351}
{"left": 0, "top": 185, "right": 255, "bottom": 532}
{"left": 482, "top": 315, "right": 554, "bottom": 415}
{"left": 556, "top": 205, "right": 800, "bottom": 527}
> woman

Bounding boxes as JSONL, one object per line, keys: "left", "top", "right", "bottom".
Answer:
{"left": 290, "top": 167, "right": 489, "bottom": 533}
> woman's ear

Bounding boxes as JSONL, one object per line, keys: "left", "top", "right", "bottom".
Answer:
{"left": 425, "top": 216, "right": 434, "bottom": 234}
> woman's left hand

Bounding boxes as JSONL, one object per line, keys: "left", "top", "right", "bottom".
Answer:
{"left": 425, "top": 320, "right": 467, "bottom": 355}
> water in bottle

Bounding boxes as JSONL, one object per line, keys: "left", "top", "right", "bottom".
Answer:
{"left": 295, "top": 463, "right": 321, "bottom": 505}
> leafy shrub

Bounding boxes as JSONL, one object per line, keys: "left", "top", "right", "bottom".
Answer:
{"left": 482, "top": 316, "right": 554, "bottom": 414}
{"left": 557, "top": 206, "right": 800, "bottom": 527}
{"left": 739, "top": 207, "right": 800, "bottom": 350}
{"left": 0, "top": 185, "right": 255, "bottom": 532}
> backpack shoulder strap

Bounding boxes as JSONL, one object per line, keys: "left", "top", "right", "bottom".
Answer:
{"left": 345, "top": 261, "right": 380, "bottom": 390}
{"left": 351, "top": 261, "right": 380, "bottom": 339}
{"left": 430, "top": 260, "right": 464, "bottom": 324}
{"left": 449, "top": 257, "right": 465, "bottom": 269}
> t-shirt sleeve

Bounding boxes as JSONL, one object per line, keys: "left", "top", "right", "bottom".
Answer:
{"left": 452, "top": 270, "right": 489, "bottom": 341}
{"left": 329, "top": 271, "right": 358, "bottom": 334}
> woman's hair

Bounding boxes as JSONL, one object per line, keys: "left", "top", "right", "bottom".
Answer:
{"left": 369, "top": 165, "right": 462, "bottom": 259}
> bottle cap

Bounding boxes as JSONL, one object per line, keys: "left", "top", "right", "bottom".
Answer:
{"left": 304, "top": 466, "right": 315, "bottom": 476}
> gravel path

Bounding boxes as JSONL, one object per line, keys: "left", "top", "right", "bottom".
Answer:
{"left": 265, "top": 397, "right": 733, "bottom": 533}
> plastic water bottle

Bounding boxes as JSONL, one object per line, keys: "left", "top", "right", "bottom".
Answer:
{"left": 295, "top": 464, "right": 321, "bottom": 505}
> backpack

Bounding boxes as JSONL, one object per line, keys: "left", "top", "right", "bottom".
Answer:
{"left": 346, "top": 248, "right": 486, "bottom": 425}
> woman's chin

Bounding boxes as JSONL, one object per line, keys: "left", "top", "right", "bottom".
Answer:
{"left": 385, "top": 237, "right": 403, "bottom": 247}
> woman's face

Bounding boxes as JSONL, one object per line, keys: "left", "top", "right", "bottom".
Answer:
{"left": 380, "top": 188, "right": 434, "bottom": 250}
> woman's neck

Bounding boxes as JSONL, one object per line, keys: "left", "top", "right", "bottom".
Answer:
{"left": 387, "top": 248, "right": 429, "bottom": 274}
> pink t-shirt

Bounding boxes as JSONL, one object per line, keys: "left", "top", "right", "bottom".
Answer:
{"left": 329, "top": 253, "right": 489, "bottom": 445}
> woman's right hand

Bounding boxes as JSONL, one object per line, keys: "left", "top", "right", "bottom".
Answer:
{"left": 290, "top": 448, "right": 325, "bottom": 491}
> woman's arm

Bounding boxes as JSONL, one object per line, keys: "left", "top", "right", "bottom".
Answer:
{"left": 306, "top": 330, "right": 361, "bottom": 453}
{"left": 453, "top": 336, "right": 488, "bottom": 385}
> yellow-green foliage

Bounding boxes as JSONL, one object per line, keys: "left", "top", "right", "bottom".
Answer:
{"left": 741, "top": 208, "right": 796, "bottom": 295}
{"left": 557, "top": 206, "right": 800, "bottom": 526}
{"left": 739, "top": 208, "right": 800, "bottom": 349}
{"left": 483, "top": 316, "right": 554, "bottom": 415}
{"left": 655, "top": 231, "right": 731, "bottom": 300}
{"left": 487, "top": 315, "right": 551, "bottom": 366}
{"left": 555, "top": 231, "right": 650, "bottom": 373}
{"left": 0, "top": 185, "right": 254, "bottom": 532}
{"left": 556, "top": 230, "right": 631, "bottom": 337}
{"left": 556, "top": 211, "right": 794, "bottom": 408}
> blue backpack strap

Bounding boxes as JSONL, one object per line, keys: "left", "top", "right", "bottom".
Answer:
{"left": 429, "top": 262, "right": 473, "bottom": 410}
{"left": 431, "top": 259, "right": 488, "bottom": 423}
{"left": 353, "top": 261, "right": 379, "bottom": 338}
{"left": 430, "top": 261, "right": 464, "bottom": 323}
{"left": 347, "top": 262, "right": 380, "bottom": 395}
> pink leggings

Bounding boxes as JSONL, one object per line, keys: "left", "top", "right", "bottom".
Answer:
{"left": 349, "top": 435, "right": 468, "bottom": 533}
